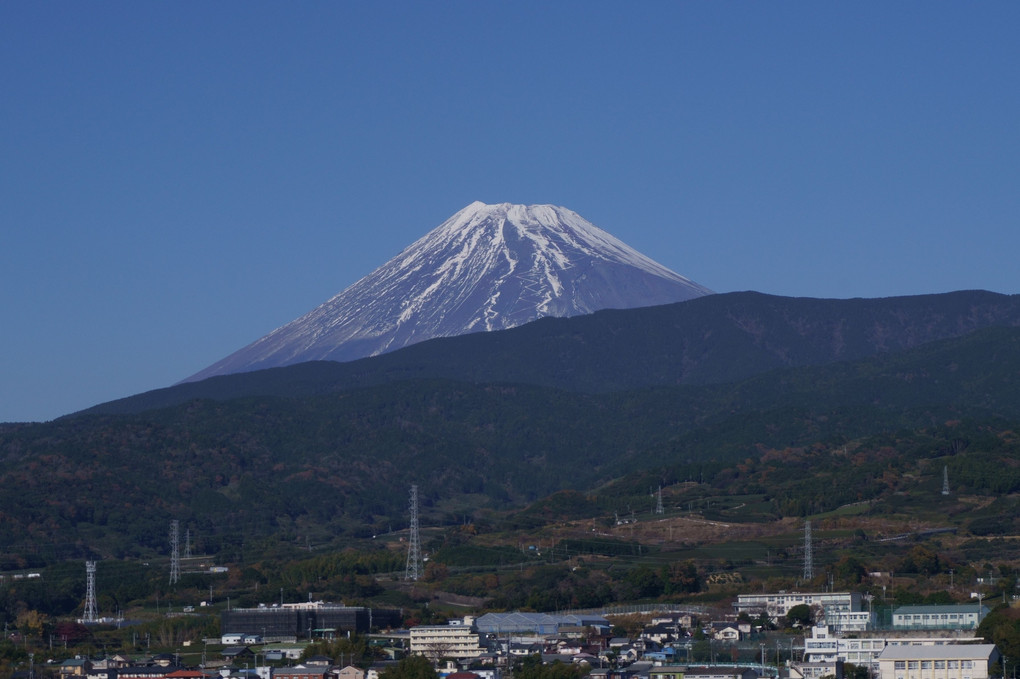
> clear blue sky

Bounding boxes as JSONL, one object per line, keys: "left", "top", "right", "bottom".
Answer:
{"left": 2, "top": 2, "right": 1019, "bottom": 423}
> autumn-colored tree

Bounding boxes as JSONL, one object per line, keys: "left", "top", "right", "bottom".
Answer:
{"left": 15, "top": 609, "right": 49, "bottom": 639}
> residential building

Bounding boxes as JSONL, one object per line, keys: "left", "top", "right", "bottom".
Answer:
{"left": 642, "top": 623, "right": 681, "bottom": 645}
{"left": 59, "top": 658, "right": 92, "bottom": 679}
{"left": 876, "top": 644, "right": 999, "bottom": 679}
{"left": 709, "top": 623, "right": 741, "bottom": 642}
{"left": 410, "top": 623, "right": 485, "bottom": 660}
{"left": 338, "top": 665, "right": 367, "bottom": 679}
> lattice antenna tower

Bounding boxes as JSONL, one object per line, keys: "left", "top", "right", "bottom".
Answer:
{"left": 655, "top": 486, "right": 664, "bottom": 515}
{"left": 803, "top": 520, "right": 814, "bottom": 581}
{"left": 169, "top": 520, "right": 180, "bottom": 585}
{"left": 942, "top": 466, "right": 950, "bottom": 495}
{"left": 83, "top": 561, "right": 98, "bottom": 623}
{"left": 184, "top": 528, "right": 192, "bottom": 559}
{"left": 404, "top": 485, "right": 423, "bottom": 581}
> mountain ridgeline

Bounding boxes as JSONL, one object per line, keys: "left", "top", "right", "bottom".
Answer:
{"left": 80, "top": 289, "right": 1020, "bottom": 416}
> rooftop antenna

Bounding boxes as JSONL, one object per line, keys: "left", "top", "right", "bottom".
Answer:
{"left": 83, "top": 561, "right": 98, "bottom": 623}
{"left": 803, "top": 520, "right": 814, "bottom": 581}
{"left": 405, "top": 485, "right": 423, "bottom": 581}
{"left": 169, "top": 520, "right": 180, "bottom": 585}
{"left": 942, "top": 465, "right": 950, "bottom": 495}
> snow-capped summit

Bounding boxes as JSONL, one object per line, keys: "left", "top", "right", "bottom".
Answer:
{"left": 184, "top": 202, "right": 713, "bottom": 382}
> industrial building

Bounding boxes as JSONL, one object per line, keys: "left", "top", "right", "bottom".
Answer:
{"left": 473, "top": 612, "right": 610, "bottom": 635}
{"left": 220, "top": 601, "right": 401, "bottom": 640}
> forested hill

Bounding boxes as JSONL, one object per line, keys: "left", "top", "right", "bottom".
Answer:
{"left": 2, "top": 324, "right": 1020, "bottom": 565}
{"left": 75, "top": 289, "right": 1020, "bottom": 417}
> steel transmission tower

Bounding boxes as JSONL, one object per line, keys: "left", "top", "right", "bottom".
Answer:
{"left": 184, "top": 528, "right": 192, "bottom": 558}
{"left": 169, "top": 520, "right": 180, "bottom": 585}
{"left": 83, "top": 561, "right": 98, "bottom": 623}
{"left": 655, "top": 486, "right": 664, "bottom": 515}
{"left": 405, "top": 485, "right": 423, "bottom": 581}
{"left": 803, "top": 520, "right": 814, "bottom": 581}
{"left": 942, "top": 466, "right": 950, "bottom": 495}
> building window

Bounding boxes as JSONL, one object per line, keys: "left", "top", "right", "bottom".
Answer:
{"left": 921, "top": 661, "right": 932, "bottom": 669}
{"left": 908, "top": 662, "right": 919, "bottom": 670}
{"left": 895, "top": 662, "right": 906, "bottom": 670}
{"left": 948, "top": 661, "right": 959, "bottom": 669}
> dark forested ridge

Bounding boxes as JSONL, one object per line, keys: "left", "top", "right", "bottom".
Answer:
{"left": 3, "top": 321, "right": 1020, "bottom": 565}
{"left": 74, "top": 289, "right": 1020, "bottom": 417}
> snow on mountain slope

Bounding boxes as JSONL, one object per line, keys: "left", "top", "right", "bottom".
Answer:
{"left": 184, "top": 202, "right": 714, "bottom": 382}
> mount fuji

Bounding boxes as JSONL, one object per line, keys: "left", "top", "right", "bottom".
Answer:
{"left": 185, "top": 202, "right": 713, "bottom": 382}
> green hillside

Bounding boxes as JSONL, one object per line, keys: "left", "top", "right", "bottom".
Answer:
{"left": 3, "top": 325, "right": 1020, "bottom": 569}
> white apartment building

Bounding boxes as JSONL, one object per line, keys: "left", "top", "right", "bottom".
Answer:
{"left": 877, "top": 644, "right": 999, "bottom": 679}
{"left": 734, "top": 592, "right": 863, "bottom": 619}
{"left": 410, "top": 623, "right": 484, "bottom": 660}
{"left": 804, "top": 625, "right": 982, "bottom": 675}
